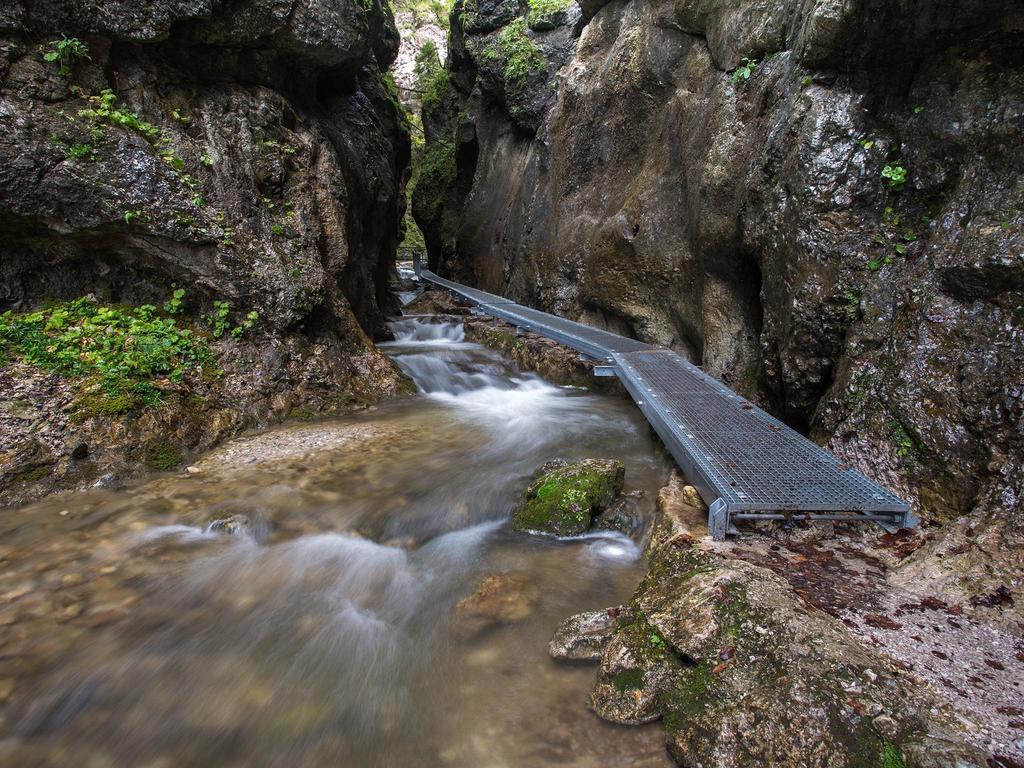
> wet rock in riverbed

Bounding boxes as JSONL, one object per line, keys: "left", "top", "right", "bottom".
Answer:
{"left": 549, "top": 606, "right": 626, "bottom": 662}
{"left": 402, "top": 289, "right": 470, "bottom": 316}
{"left": 593, "top": 493, "right": 643, "bottom": 536}
{"left": 453, "top": 573, "right": 539, "bottom": 638}
{"left": 511, "top": 459, "right": 626, "bottom": 536}
{"left": 206, "top": 515, "right": 253, "bottom": 537}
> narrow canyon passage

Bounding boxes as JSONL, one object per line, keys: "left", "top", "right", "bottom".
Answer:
{"left": 0, "top": 313, "right": 673, "bottom": 767}
{"left": 0, "top": 0, "right": 1021, "bottom": 765}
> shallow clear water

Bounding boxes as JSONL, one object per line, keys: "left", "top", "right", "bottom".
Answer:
{"left": 0, "top": 317, "right": 672, "bottom": 767}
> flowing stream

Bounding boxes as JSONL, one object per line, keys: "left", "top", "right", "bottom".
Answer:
{"left": 0, "top": 315, "right": 673, "bottom": 767}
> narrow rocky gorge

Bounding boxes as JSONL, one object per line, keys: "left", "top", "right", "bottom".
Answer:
{"left": 414, "top": 0, "right": 1023, "bottom": 598}
{"left": 0, "top": 0, "right": 1022, "bottom": 766}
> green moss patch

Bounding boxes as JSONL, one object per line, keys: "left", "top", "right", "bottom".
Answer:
{"left": 511, "top": 458, "right": 625, "bottom": 535}
{"left": 612, "top": 668, "right": 645, "bottom": 692}
{"left": 14, "top": 464, "right": 54, "bottom": 484}
{"left": 881, "top": 741, "right": 906, "bottom": 768}
{"left": 142, "top": 439, "right": 183, "bottom": 471}
{"left": 412, "top": 139, "right": 456, "bottom": 226}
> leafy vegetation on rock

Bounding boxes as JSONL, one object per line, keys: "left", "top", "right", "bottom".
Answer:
{"left": 412, "top": 138, "right": 456, "bottom": 225}
{"left": 484, "top": 18, "right": 546, "bottom": 87}
{"left": 730, "top": 57, "right": 757, "bottom": 86}
{"left": 42, "top": 36, "right": 90, "bottom": 75}
{"left": 0, "top": 293, "right": 214, "bottom": 415}
{"left": 527, "top": 0, "right": 570, "bottom": 29}
{"left": 415, "top": 40, "right": 449, "bottom": 111}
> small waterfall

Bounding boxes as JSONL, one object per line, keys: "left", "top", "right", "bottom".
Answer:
{"left": 384, "top": 317, "right": 618, "bottom": 456}
{"left": 387, "top": 318, "right": 466, "bottom": 344}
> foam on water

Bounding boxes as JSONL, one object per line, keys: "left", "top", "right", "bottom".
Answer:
{"left": 386, "top": 318, "right": 465, "bottom": 344}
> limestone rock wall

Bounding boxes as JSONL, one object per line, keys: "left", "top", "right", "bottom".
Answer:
{"left": 415, "top": 0, "right": 1024, "bottom": 593}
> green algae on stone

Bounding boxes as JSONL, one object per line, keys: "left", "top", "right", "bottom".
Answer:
{"left": 142, "top": 439, "right": 183, "bottom": 471}
{"left": 512, "top": 458, "right": 625, "bottom": 536}
{"left": 612, "top": 668, "right": 645, "bottom": 692}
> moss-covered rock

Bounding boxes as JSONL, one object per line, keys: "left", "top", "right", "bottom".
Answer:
{"left": 511, "top": 458, "right": 625, "bottom": 536}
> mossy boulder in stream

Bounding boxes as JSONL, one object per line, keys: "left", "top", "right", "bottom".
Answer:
{"left": 512, "top": 459, "right": 625, "bottom": 536}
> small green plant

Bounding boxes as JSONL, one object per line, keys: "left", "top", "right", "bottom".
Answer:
{"left": 858, "top": 138, "right": 875, "bottom": 150}
{"left": 231, "top": 311, "right": 260, "bottom": 339}
{"left": 43, "top": 37, "right": 90, "bottom": 75}
{"left": 163, "top": 286, "right": 186, "bottom": 315}
{"left": 801, "top": 76, "right": 813, "bottom": 87}
{"left": 890, "top": 422, "right": 916, "bottom": 461}
{"left": 527, "top": 0, "right": 569, "bottom": 28}
{"left": 199, "top": 152, "right": 215, "bottom": 167}
{"left": 271, "top": 223, "right": 285, "bottom": 236}
{"left": 649, "top": 632, "right": 667, "bottom": 652}
{"left": 209, "top": 300, "right": 232, "bottom": 337}
{"left": 52, "top": 134, "right": 96, "bottom": 161}
{"left": 124, "top": 208, "right": 144, "bottom": 225}
{"left": 191, "top": 193, "right": 205, "bottom": 208}
{"left": 841, "top": 288, "right": 861, "bottom": 321}
{"left": 912, "top": 106, "right": 924, "bottom": 114}
{"left": 881, "top": 164, "right": 907, "bottom": 191}
{"left": 170, "top": 107, "right": 191, "bottom": 125}
{"left": 0, "top": 293, "right": 214, "bottom": 413}
{"left": 730, "top": 57, "right": 758, "bottom": 86}
{"left": 157, "top": 140, "right": 186, "bottom": 171}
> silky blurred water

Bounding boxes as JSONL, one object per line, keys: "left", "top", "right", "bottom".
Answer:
{"left": 0, "top": 316, "right": 672, "bottom": 768}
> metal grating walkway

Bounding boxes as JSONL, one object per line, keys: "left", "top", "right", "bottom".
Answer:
{"left": 416, "top": 267, "right": 914, "bottom": 539}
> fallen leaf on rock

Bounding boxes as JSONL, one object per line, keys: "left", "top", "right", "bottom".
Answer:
{"left": 878, "top": 529, "right": 924, "bottom": 558}
{"left": 711, "top": 663, "right": 729, "bottom": 675}
{"left": 863, "top": 614, "right": 902, "bottom": 630}
{"left": 971, "top": 586, "right": 1014, "bottom": 608}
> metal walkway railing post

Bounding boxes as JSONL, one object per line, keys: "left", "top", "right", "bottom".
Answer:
{"left": 412, "top": 250, "right": 422, "bottom": 278}
{"left": 708, "top": 499, "right": 729, "bottom": 541}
